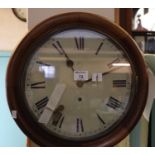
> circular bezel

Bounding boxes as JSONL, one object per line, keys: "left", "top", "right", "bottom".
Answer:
{"left": 6, "top": 12, "right": 148, "bottom": 146}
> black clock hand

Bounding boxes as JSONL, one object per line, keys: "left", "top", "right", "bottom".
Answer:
{"left": 52, "top": 41, "right": 75, "bottom": 71}
{"left": 76, "top": 67, "right": 121, "bottom": 87}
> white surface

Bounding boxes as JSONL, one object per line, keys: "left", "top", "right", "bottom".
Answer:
{"left": 39, "top": 83, "right": 66, "bottom": 123}
{"left": 0, "top": 9, "right": 28, "bottom": 51}
{"left": 74, "top": 71, "right": 88, "bottom": 81}
{"left": 1, "top": 0, "right": 155, "bottom": 8}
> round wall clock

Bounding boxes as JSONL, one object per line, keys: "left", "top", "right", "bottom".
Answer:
{"left": 12, "top": 8, "right": 27, "bottom": 22}
{"left": 6, "top": 12, "right": 148, "bottom": 146}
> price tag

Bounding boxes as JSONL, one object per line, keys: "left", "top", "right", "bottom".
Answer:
{"left": 74, "top": 71, "right": 88, "bottom": 81}
{"left": 12, "top": 110, "right": 17, "bottom": 119}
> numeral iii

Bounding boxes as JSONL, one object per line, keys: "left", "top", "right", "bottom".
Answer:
{"left": 113, "top": 80, "right": 126, "bottom": 87}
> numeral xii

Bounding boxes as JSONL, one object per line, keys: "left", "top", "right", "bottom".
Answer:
{"left": 75, "top": 37, "right": 84, "bottom": 50}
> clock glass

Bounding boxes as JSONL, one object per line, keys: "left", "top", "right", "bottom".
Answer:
{"left": 24, "top": 28, "right": 135, "bottom": 141}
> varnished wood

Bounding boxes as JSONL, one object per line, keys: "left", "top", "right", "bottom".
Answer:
{"left": 6, "top": 12, "right": 148, "bottom": 147}
{"left": 114, "top": 8, "right": 120, "bottom": 25}
{"left": 115, "top": 8, "right": 133, "bottom": 35}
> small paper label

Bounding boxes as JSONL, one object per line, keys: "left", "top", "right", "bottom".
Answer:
{"left": 92, "top": 73, "right": 102, "bottom": 82}
{"left": 74, "top": 71, "right": 88, "bottom": 81}
{"left": 12, "top": 110, "right": 17, "bottom": 119}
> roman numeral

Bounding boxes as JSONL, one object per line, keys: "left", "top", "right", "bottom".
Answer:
{"left": 106, "top": 97, "right": 122, "bottom": 110}
{"left": 31, "top": 81, "right": 46, "bottom": 89}
{"left": 96, "top": 113, "right": 106, "bottom": 125}
{"left": 95, "top": 42, "right": 104, "bottom": 55}
{"left": 35, "top": 97, "right": 48, "bottom": 110}
{"left": 75, "top": 37, "right": 84, "bottom": 50}
{"left": 36, "top": 61, "right": 51, "bottom": 66}
{"left": 76, "top": 118, "right": 84, "bottom": 132}
{"left": 52, "top": 41, "right": 65, "bottom": 55}
{"left": 52, "top": 112, "right": 64, "bottom": 128}
{"left": 113, "top": 80, "right": 126, "bottom": 87}
{"left": 107, "top": 58, "right": 120, "bottom": 68}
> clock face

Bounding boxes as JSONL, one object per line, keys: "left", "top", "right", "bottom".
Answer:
{"left": 7, "top": 12, "right": 148, "bottom": 146}
{"left": 24, "top": 29, "right": 134, "bottom": 141}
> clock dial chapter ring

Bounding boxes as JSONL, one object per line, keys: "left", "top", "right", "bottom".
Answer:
{"left": 6, "top": 12, "right": 148, "bottom": 146}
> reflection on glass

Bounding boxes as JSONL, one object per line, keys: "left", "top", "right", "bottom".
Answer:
{"left": 112, "top": 63, "right": 130, "bottom": 67}
{"left": 39, "top": 65, "right": 55, "bottom": 78}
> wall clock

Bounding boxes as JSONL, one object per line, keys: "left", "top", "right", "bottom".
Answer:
{"left": 6, "top": 12, "right": 148, "bottom": 146}
{"left": 12, "top": 8, "right": 27, "bottom": 22}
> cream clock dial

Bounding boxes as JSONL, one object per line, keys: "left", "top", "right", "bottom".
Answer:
{"left": 25, "top": 29, "right": 132, "bottom": 140}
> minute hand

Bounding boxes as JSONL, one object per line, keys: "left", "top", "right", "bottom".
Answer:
{"left": 88, "top": 67, "right": 121, "bottom": 83}
{"left": 76, "top": 67, "right": 121, "bottom": 87}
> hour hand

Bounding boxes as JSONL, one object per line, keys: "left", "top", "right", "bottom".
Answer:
{"left": 38, "top": 83, "right": 66, "bottom": 124}
{"left": 52, "top": 40, "right": 75, "bottom": 71}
